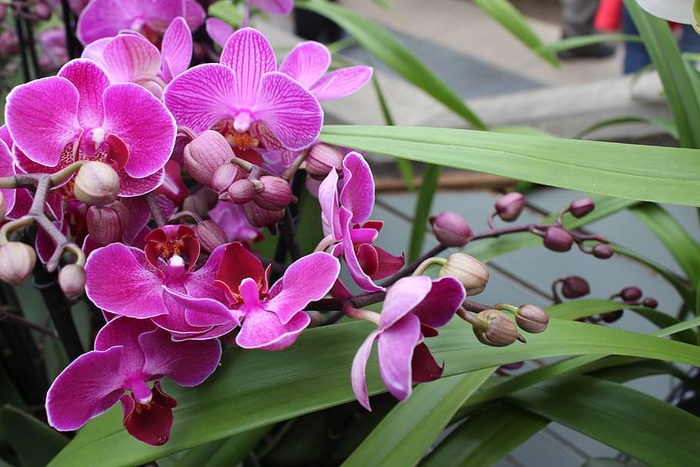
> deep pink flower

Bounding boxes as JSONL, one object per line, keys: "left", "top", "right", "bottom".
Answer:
{"left": 76, "top": 0, "right": 205, "bottom": 46}
{"left": 46, "top": 316, "right": 222, "bottom": 445}
{"left": 165, "top": 242, "right": 340, "bottom": 350}
{"left": 351, "top": 275, "right": 465, "bottom": 410}
{"left": 250, "top": 0, "right": 294, "bottom": 15}
{"left": 164, "top": 27, "right": 323, "bottom": 159}
{"left": 5, "top": 59, "right": 176, "bottom": 197}
{"left": 318, "top": 152, "right": 404, "bottom": 291}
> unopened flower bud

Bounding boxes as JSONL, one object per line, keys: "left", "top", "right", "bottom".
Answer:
{"left": 226, "top": 179, "right": 260, "bottom": 204}
{"left": 473, "top": 309, "right": 519, "bottom": 347}
{"left": 430, "top": 211, "right": 473, "bottom": 247}
{"left": 0, "top": 191, "right": 5, "bottom": 220}
{"left": 58, "top": 264, "right": 86, "bottom": 300}
{"left": 193, "top": 220, "right": 228, "bottom": 253}
{"left": 569, "top": 198, "right": 595, "bottom": 218}
{"left": 620, "top": 286, "right": 642, "bottom": 302}
{"left": 600, "top": 310, "right": 623, "bottom": 323}
{"left": 515, "top": 304, "right": 549, "bottom": 333}
{"left": 561, "top": 275, "right": 590, "bottom": 299}
{"left": 306, "top": 144, "right": 344, "bottom": 180}
{"left": 182, "top": 194, "right": 209, "bottom": 218}
{"left": 86, "top": 201, "right": 129, "bottom": 245}
{"left": 495, "top": 192, "right": 525, "bottom": 222}
{"left": 0, "top": 242, "right": 37, "bottom": 285}
{"left": 33, "top": 1, "right": 53, "bottom": 21}
{"left": 73, "top": 161, "right": 120, "bottom": 206}
{"left": 439, "top": 253, "right": 489, "bottom": 296}
{"left": 0, "top": 31, "right": 18, "bottom": 57}
{"left": 543, "top": 227, "right": 573, "bottom": 252}
{"left": 183, "top": 130, "right": 235, "bottom": 186}
{"left": 642, "top": 297, "right": 658, "bottom": 308}
{"left": 212, "top": 163, "right": 245, "bottom": 193}
{"left": 592, "top": 244, "right": 613, "bottom": 259}
{"left": 244, "top": 202, "right": 285, "bottom": 228}
{"left": 253, "top": 176, "right": 296, "bottom": 211}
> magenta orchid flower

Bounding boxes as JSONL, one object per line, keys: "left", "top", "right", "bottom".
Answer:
{"left": 46, "top": 316, "right": 222, "bottom": 445}
{"left": 85, "top": 225, "right": 228, "bottom": 338}
{"left": 279, "top": 41, "right": 373, "bottom": 101}
{"left": 251, "top": 0, "right": 294, "bottom": 16}
{"left": 318, "top": 151, "right": 404, "bottom": 292}
{"left": 164, "top": 27, "right": 323, "bottom": 161}
{"left": 0, "top": 137, "right": 15, "bottom": 216}
{"left": 76, "top": 0, "right": 205, "bottom": 46}
{"left": 5, "top": 59, "right": 176, "bottom": 197}
{"left": 165, "top": 242, "right": 340, "bottom": 350}
{"left": 351, "top": 275, "right": 465, "bottom": 410}
{"left": 82, "top": 17, "right": 193, "bottom": 99}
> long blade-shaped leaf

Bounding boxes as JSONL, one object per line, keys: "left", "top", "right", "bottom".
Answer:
{"left": 408, "top": 164, "right": 440, "bottom": 261}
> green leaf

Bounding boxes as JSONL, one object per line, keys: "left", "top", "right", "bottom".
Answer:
{"left": 175, "top": 427, "right": 269, "bottom": 467}
{"left": 295, "top": 0, "right": 486, "bottom": 129}
{"left": 421, "top": 402, "right": 549, "bottom": 467}
{"left": 540, "top": 34, "right": 642, "bottom": 53}
{"left": 408, "top": 164, "right": 440, "bottom": 261}
{"left": 207, "top": 1, "right": 244, "bottom": 28}
{"left": 473, "top": 0, "right": 557, "bottom": 66}
{"left": 508, "top": 375, "right": 700, "bottom": 466}
{"left": 320, "top": 125, "right": 700, "bottom": 206}
{"left": 344, "top": 369, "right": 494, "bottom": 467}
{"left": 0, "top": 405, "right": 68, "bottom": 467}
{"left": 576, "top": 115, "right": 679, "bottom": 140}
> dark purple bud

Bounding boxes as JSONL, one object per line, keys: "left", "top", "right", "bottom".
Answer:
{"left": 430, "top": 211, "right": 473, "bottom": 247}
{"left": 495, "top": 192, "right": 525, "bottom": 222}
{"left": 87, "top": 201, "right": 129, "bottom": 245}
{"left": 561, "top": 275, "right": 590, "bottom": 299}
{"left": 226, "top": 179, "right": 261, "bottom": 204}
{"left": 58, "top": 264, "right": 86, "bottom": 301}
{"left": 600, "top": 310, "right": 623, "bottom": 323}
{"left": 0, "top": 242, "right": 37, "bottom": 286}
{"left": 193, "top": 220, "right": 228, "bottom": 254}
{"left": 253, "top": 176, "right": 296, "bottom": 211}
{"left": 592, "top": 244, "right": 614, "bottom": 259}
{"left": 243, "top": 202, "right": 285, "bottom": 228}
{"left": 473, "top": 309, "right": 520, "bottom": 347}
{"left": 620, "top": 286, "right": 643, "bottom": 302}
{"left": 543, "top": 227, "right": 574, "bottom": 252}
{"left": 515, "top": 304, "right": 549, "bottom": 333}
{"left": 569, "top": 198, "right": 595, "bottom": 218}
{"left": 306, "top": 144, "right": 344, "bottom": 180}
{"left": 642, "top": 297, "right": 658, "bottom": 308}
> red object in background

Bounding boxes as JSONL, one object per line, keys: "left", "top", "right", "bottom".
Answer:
{"left": 595, "top": 0, "right": 623, "bottom": 31}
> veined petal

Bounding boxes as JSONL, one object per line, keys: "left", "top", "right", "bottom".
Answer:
{"left": 267, "top": 251, "right": 340, "bottom": 324}
{"left": 310, "top": 66, "right": 373, "bottom": 101}
{"left": 340, "top": 152, "right": 374, "bottom": 224}
{"left": 279, "top": 41, "right": 331, "bottom": 89}
{"left": 220, "top": 27, "right": 277, "bottom": 108}
{"left": 58, "top": 59, "right": 110, "bottom": 128}
{"left": 250, "top": 0, "right": 294, "bottom": 15}
{"left": 163, "top": 286, "right": 239, "bottom": 327}
{"left": 161, "top": 17, "right": 192, "bottom": 83}
{"left": 351, "top": 329, "right": 380, "bottom": 411}
{"left": 377, "top": 314, "right": 421, "bottom": 401}
{"left": 317, "top": 167, "right": 341, "bottom": 238}
{"left": 118, "top": 169, "right": 165, "bottom": 197}
{"left": 235, "top": 306, "right": 310, "bottom": 350}
{"left": 101, "top": 34, "right": 162, "bottom": 83}
{"left": 76, "top": 0, "right": 136, "bottom": 44}
{"left": 46, "top": 346, "right": 125, "bottom": 431}
{"left": 380, "top": 276, "right": 432, "bottom": 330}
{"left": 85, "top": 243, "right": 170, "bottom": 318}
{"left": 102, "top": 83, "right": 176, "bottom": 178}
{"left": 5, "top": 77, "right": 81, "bottom": 167}
{"left": 636, "top": 0, "right": 694, "bottom": 23}
{"left": 205, "top": 17, "right": 233, "bottom": 49}
{"left": 412, "top": 276, "right": 465, "bottom": 329}
{"left": 165, "top": 63, "right": 238, "bottom": 134}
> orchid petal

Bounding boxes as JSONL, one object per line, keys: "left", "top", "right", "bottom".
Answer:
{"left": 377, "top": 314, "right": 421, "bottom": 401}
{"left": 100, "top": 34, "right": 162, "bottom": 83}
{"left": 77, "top": 0, "right": 134, "bottom": 44}
{"left": 58, "top": 59, "right": 110, "bottom": 128}
{"left": 121, "top": 381, "right": 176, "bottom": 446}
{"left": 163, "top": 287, "right": 239, "bottom": 327}
{"left": 235, "top": 307, "right": 311, "bottom": 350}
{"left": 183, "top": 0, "right": 207, "bottom": 30}
{"left": 117, "top": 169, "right": 165, "bottom": 197}
{"left": 340, "top": 209, "right": 383, "bottom": 292}
{"left": 350, "top": 329, "right": 380, "bottom": 411}
{"left": 317, "top": 167, "right": 341, "bottom": 238}
{"left": 411, "top": 342, "right": 444, "bottom": 383}
{"left": 161, "top": 17, "right": 192, "bottom": 82}
{"left": 279, "top": 41, "right": 331, "bottom": 89}
{"left": 0, "top": 140, "right": 15, "bottom": 213}
{"left": 356, "top": 243, "right": 379, "bottom": 276}
{"left": 311, "top": 66, "right": 373, "bottom": 101}
{"left": 250, "top": 0, "right": 294, "bottom": 15}
{"left": 370, "top": 246, "right": 404, "bottom": 280}
{"left": 636, "top": 0, "right": 694, "bottom": 24}
{"left": 341, "top": 152, "right": 374, "bottom": 224}
{"left": 102, "top": 83, "right": 176, "bottom": 178}
{"left": 216, "top": 242, "right": 267, "bottom": 298}
{"left": 205, "top": 17, "right": 233, "bottom": 49}
{"left": 412, "top": 276, "right": 465, "bottom": 329}
{"left": 380, "top": 276, "right": 432, "bottom": 330}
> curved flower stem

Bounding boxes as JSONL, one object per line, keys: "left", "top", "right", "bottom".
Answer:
{"left": 145, "top": 193, "right": 167, "bottom": 227}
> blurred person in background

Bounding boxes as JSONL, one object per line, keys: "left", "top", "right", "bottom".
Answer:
{"left": 558, "top": 0, "right": 616, "bottom": 59}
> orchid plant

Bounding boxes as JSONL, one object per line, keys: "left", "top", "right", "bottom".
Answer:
{"left": 0, "top": 0, "right": 699, "bottom": 465}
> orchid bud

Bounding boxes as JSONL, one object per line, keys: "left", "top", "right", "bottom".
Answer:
{"left": 0, "top": 5, "right": 6, "bottom": 22}
{"left": 515, "top": 304, "right": 549, "bottom": 333}
{"left": 439, "top": 253, "right": 489, "bottom": 296}
{"left": 642, "top": 297, "right": 658, "bottom": 308}
{"left": 561, "top": 275, "right": 590, "bottom": 299}
{"left": 211, "top": 163, "right": 245, "bottom": 193}
{"left": 620, "top": 286, "right": 642, "bottom": 302}
{"left": 568, "top": 198, "right": 595, "bottom": 218}
{"left": 58, "top": 264, "right": 86, "bottom": 300}
{"left": 0, "top": 31, "right": 18, "bottom": 57}
{"left": 543, "top": 227, "right": 573, "bottom": 252}
{"left": 600, "top": 310, "right": 623, "bottom": 323}
{"left": 253, "top": 176, "right": 296, "bottom": 211}
{"left": 193, "top": 220, "right": 228, "bottom": 253}
{"left": 86, "top": 201, "right": 129, "bottom": 245}
{"left": 473, "top": 309, "right": 519, "bottom": 347}
{"left": 430, "top": 211, "right": 473, "bottom": 247}
{"left": 33, "top": 1, "right": 52, "bottom": 21}
{"left": 226, "top": 179, "right": 260, "bottom": 204}
{"left": 306, "top": 144, "right": 344, "bottom": 180}
{"left": 73, "top": 161, "right": 120, "bottom": 206}
{"left": 495, "top": 192, "right": 525, "bottom": 222}
{"left": 0, "top": 242, "right": 37, "bottom": 286}
{"left": 244, "top": 202, "right": 285, "bottom": 228}
{"left": 182, "top": 194, "right": 209, "bottom": 218}
{"left": 592, "top": 244, "right": 613, "bottom": 259}
{"left": 0, "top": 191, "right": 5, "bottom": 220}
{"left": 184, "top": 130, "right": 235, "bottom": 186}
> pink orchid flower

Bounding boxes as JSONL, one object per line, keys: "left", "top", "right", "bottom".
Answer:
{"left": 82, "top": 17, "right": 193, "bottom": 99}
{"left": 165, "top": 242, "right": 340, "bottom": 350}
{"left": 251, "top": 0, "right": 294, "bottom": 16}
{"left": 279, "top": 41, "right": 373, "bottom": 101}
{"left": 351, "top": 275, "right": 465, "bottom": 410}
{"left": 85, "top": 225, "right": 228, "bottom": 338}
{"left": 46, "top": 316, "right": 222, "bottom": 445}
{"left": 5, "top": 59, "right": 176, "bottom": 197}
{"left": 164, "top": 27, "right": 323, "bottom": 161}
{"left": 318, "top": 151, "right": 404, "bottom": 292}
{"left": 76, "top": 0, "right": 205, "bottom": 46}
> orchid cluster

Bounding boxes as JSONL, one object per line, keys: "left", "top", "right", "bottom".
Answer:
{"left": 0, "top": 0, "right": 571, "bottom": 448}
